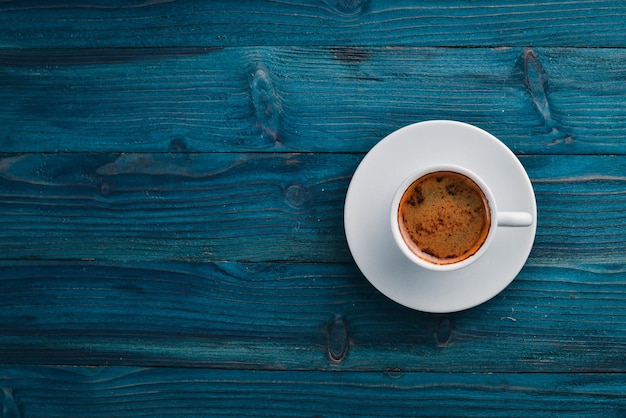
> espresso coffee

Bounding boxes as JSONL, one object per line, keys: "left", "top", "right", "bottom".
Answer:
{"left": 397, "top": 171, "right": 491, "bottom": 265}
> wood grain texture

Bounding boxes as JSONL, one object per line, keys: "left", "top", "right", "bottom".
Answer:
{"left": 0, "top": 152, "right": 359, "bottom": 262}
{"left": 3, "top": 1, "right": 626, "bottom": 413}
{"left": 1, "top": 0, "right": 626, "bottom": 48}
{"left": 2, "top": 47, "right": 626, "bottom": 154}
{"left": 1, "top": 261, "right": 625, "bottom": 372}
{"left": 1, "top": 152, "right": 626, "bottom": 264}
{"left": 1, "top": 368, "right": 625, "bottom": 418}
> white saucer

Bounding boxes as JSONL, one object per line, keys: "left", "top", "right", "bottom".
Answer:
{"left": 344, "top": 120, "right": 537, "bottom": 313}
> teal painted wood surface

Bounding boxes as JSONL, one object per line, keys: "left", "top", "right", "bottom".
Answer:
{"left": 2, "top": 1, "right": 626, "bottom": 416}
{"left": 1, "top": 153, "right": 626, "bottom": 264}
{"left": 1, "top": 261, "right": 625, "bottom": 373}
{"left": 2, "top": 47, "right": 626, "bottom": 154}
{"left": 1, "top": 0, "right": 626, "bottom": 48}
{"left": 1, "top": 367, "right": 625, "bottom": 417}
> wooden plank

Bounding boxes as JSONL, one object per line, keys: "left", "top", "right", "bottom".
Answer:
{"left": 0, "top": 152, "right": 359, "bottom": 262}
{"left": 1, "top": 261, "right": 625, "bottom": 372}
{"left": 2, "top": 47, "right": 626, "bottom": 154}
{"left": 527, "top": 154, "right": 626, "bottom": 265}
{"left": 1, "top": 0, "right": 626, "bottom": 48}
{"left": 0, "top": 367, "right": 625, "bottom": 417}
{"left": 1, "top": 152, "right": 626, "bottom": 264}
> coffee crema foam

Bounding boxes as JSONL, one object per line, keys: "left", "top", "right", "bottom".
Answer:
{"left": 397, "top": 171, "right": 491, "bottom": 265}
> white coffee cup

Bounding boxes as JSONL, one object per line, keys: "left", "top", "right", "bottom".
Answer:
{"left": 390, "top": 164, "right": 533, "bottom": 272}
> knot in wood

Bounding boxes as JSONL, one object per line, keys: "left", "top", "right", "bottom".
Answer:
{"left": 332, "top": 0, "right": 369, "bottom": 15}
{"left": 250, "top": 67, "right": 281, "bottom": 145}
{"left": 284, "top": 184, "right": 308, "bottom": 208}
{"left": 168, "top": 135, "right": 190, "bottom": 152}
{"left": 384, "top": 367, "right": 404, "bottom": 379}
{"left": 98, "top": 182, "right": 111, "bottom": 196}
{"left": 327, "top": 317, "right": 349, "bottom": 363}
{"left": 523, "top": 48, "right": 551, "bottom": 120}
{"left": 435, "top": 317, "right": 453, "bottom": 346}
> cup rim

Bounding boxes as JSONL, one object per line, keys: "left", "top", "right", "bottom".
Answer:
{"left": 390, "top": 164, "right": 498, "bottom": 272}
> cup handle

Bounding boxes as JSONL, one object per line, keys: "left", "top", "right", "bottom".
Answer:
{"left": 497, "top": 212, "right": 533, "bottom": 227}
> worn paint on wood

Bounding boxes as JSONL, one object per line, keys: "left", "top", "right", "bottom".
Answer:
{"left": 1, "top": 0, "right": 626, "bottom": 48}
{"left": 2, "top": 47, "right": 626, "bottom": 154}
{"left": 2, "top": 1, "right": 626, "bottom": 416}
{"left": 1, "top": 153, "right": 626, "bottom": 264}
{"left": 0, "top": 261, "right": 625, "bottom": 373}
{"left": 1, "top": 367, "right": 625, "bottom": 417}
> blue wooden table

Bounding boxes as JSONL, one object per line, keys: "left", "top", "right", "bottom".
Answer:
{"left": 2, "top": 1, "right": 626, "bottom": 416}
